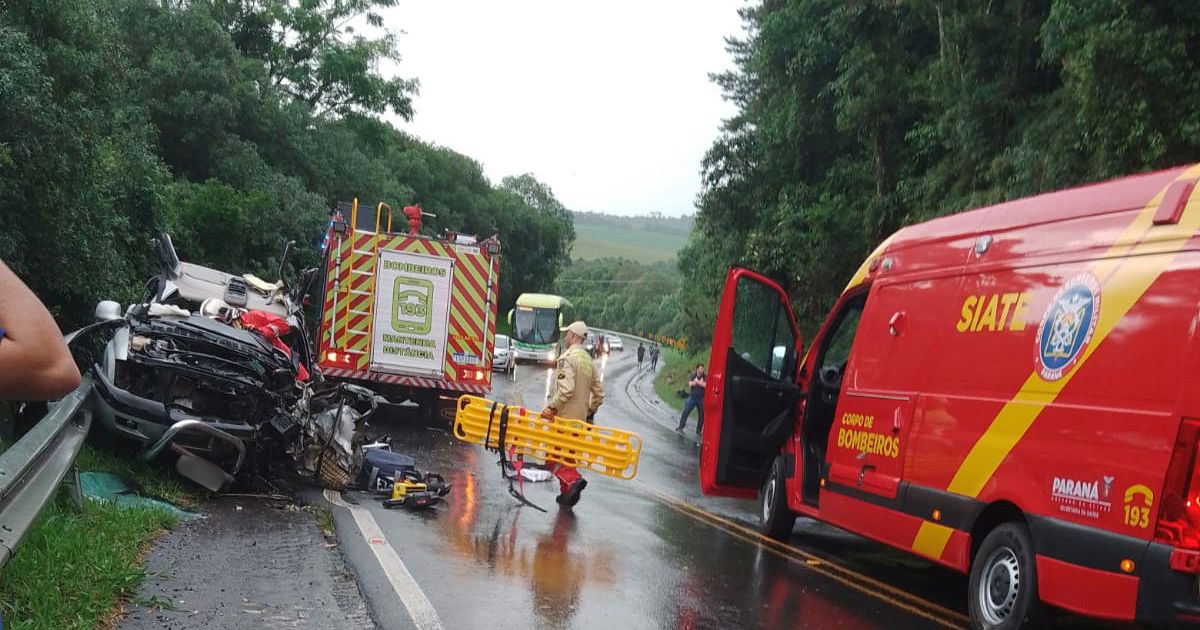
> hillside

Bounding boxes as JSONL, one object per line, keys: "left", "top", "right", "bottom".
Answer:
{"left": 570, "top": 212, "right": 691, "bottom": 263}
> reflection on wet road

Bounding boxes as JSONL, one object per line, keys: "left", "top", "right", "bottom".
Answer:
{"left": 343, "top": 347, "right": 969, "bottom": 630}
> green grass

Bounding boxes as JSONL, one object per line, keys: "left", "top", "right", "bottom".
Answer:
{"left": 0, "top": 440, "right": 200, "bottom": 629}
{"left": 319, "top": 507, "right": 336, "bottom": 537}
{"left": 0, "top": 494, "right": 179, "bottom": 630}
{"left": 76, "top": 443, "right": 202, "bottom": 509}
{"left": 654, "top": 347, "right": 710, "bottom": 412}
{"left": 572, "top": 222, "right": 686, "bottom": 263}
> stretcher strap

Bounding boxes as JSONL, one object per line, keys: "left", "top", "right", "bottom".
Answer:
{"left": 485, "top": 402, "right": 545, "bottom": 512}
{"left": 484, "top": 401, "right": 500, "bottom": 452}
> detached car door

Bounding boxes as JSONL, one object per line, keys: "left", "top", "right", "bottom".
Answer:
{"left": 700, "top": 268, "right": 803, "bottom": 499}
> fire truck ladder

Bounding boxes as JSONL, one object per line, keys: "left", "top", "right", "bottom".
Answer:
{"left": 340, "top": 200, "right": 393, "bottom": 369}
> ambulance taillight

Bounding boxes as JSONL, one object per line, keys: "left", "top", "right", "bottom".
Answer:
{"left": 1155, "top": 419, "right": 1200, "bottom": 550}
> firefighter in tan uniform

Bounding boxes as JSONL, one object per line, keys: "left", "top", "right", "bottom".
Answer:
{"left": 541, "top": 320, "right": 604, "bottom": 507}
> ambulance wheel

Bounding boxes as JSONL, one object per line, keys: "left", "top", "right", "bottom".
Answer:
{"left": 968, "top": 522, "right": 1044, "bottom": 630}
{"left": 759, "top": 456, "right": 796, "bottom": 540}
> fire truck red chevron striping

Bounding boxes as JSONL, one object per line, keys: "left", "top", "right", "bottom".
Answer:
{"left": 317, "top": 200, "right": 500, "bottom": 411}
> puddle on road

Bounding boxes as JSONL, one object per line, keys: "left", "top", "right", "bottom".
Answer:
{"left": 425, "top": 460, "right": 623, "bottom": 629}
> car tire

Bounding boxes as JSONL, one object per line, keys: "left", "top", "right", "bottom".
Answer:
{"left": 759, "top": 456, "right": 797, "bottom": 540}
{"left": 968, "top": 522, "right": 1045, "bottom": 630}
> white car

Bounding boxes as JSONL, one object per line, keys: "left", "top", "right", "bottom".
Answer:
{"left": 608, "top": 336, "right": 624, "bottom": 351}
{"left": 493, "top": 334, "right": 516, "bottom": 375}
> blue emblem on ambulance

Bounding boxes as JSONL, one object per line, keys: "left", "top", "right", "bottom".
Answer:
{"left": 1036, "top": 274, "right": 1101, "bottom": 381}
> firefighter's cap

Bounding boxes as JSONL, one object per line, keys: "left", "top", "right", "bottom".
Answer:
{"left": 562, "top": 321, "right": 588, "bottom": 337}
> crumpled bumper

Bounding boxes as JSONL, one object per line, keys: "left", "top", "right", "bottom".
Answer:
{"left": 91, "top": 366, "right": 250, "bottom": 477}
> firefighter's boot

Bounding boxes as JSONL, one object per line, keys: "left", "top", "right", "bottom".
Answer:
{"left": 554, "top": 466, "right": 587, "bottom": 508}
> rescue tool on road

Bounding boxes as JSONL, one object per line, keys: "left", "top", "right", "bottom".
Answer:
{"left": 382, "top": 471, "right": 451, "bottom": 510}
{"left": 317, "top": 200, "right": 501, "bottom": 421}
{"left": 699, "top": 164, "right": 1200, "bottom": 629}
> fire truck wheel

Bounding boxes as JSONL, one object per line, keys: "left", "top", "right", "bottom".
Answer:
{"left": 759, "top": 456, "right": 796, "bottom": 540}
{"left": 436, "top": 396, "right": 457, "bottom": 423}
{"left": 410, "top": 390, "right": 437, "bottom": 423}
{"left": 968, "top": 522, "right": 1044, "bottom": 630}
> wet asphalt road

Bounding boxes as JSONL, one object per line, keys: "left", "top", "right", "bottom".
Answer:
{"left": 329, "top": 347, "right": 976, "bottom": 630}
{"left": 123, "top": 499, "right": 375, "bottom": 629}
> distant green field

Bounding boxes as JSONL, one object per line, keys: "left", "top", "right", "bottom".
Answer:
{"left": 571, "top": 222, "right": 686, "bottom": 263}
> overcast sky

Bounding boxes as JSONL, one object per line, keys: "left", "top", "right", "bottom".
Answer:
{"left": 378, "top": 1, "right": 745, "bottom": 217}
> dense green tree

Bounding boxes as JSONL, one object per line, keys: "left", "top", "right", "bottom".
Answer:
{"left": 0, "top": 0, "right": 572, "bottom": 329}
{"left": 679, "top": 0, "right": 1200, "bottom": 345}
{"left": 0, "top": 1, "right": 169, "bottom": 319}
{"left": 499, "top": 174, "right": 575, "bottom": 301}
{"left": 553, "top": 259, "right": 682, "bottom": 338}
{"left": 208, "top": 0, "right": 417, "bottom": 117}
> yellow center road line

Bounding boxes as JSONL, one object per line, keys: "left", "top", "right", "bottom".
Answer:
{"left": 631, "top": 481, "right": 967, "bottom": 629}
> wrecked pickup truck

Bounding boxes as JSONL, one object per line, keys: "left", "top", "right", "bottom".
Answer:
{"left": 88, "top": 234, "right": 373, "bottom": 491}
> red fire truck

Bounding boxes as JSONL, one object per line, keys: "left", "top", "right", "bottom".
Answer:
{"left": 700, "top": 164, "right": 1200, "bottom": 628}
{"left": 316, "top": 200, "right": 500, "bottom": 420}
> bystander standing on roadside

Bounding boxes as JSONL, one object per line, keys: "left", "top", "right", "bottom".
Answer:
{"left": 0, "top": 261, "right": 81, "bottom": 400}
{"left": 675, "top": 363, "right": 705, "bottom": 435}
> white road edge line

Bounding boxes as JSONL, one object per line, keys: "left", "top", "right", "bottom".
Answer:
{"left": 324, "top": 489, "right": 445, "bottom": 630}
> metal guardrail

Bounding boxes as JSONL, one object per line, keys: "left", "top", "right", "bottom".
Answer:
{"left": 0, "top": 375, "right": 94, "bottom": 568}
{"left": 591, "top": 328, "right": 664, "bottom": 346}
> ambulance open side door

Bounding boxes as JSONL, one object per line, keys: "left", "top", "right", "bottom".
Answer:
{"left": 700, "top": 268, "right": 803, "bottom": 499}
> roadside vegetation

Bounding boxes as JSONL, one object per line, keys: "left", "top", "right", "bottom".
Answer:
{"left": 569, "top": 2, "right": 1200, "bottom": 356}
{"left": 653, "top": 347, "right": 711, "bottom": 413}
{"left": 675, "top": 1, "right": 1200, "bottom": 341}
{"left": 553, "top": 259, "right": 682, "bottom": 342}
{"left": 1, "top": 0, "right": 574, "bottom": 331}
{"left": 0, "top": 496, "right": 178, "bottom": 630}
{"left": 0, "top": 439, "right": 197, "bottom": 629}
{"left": 76, "top": 443, "right": 200, "bottom": 509}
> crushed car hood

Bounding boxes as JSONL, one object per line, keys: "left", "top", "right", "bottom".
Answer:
{"left": 135, "top": 315, "right": 293, "bottom": 371}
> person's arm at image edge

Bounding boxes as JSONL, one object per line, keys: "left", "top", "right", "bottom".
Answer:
{"left": 0, "top": 262, "right": 81, "bottom": 399}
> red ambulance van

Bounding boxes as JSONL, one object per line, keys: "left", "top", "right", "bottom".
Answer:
{"left": 699, "top": 164, "right": 1200, "bottom": 629}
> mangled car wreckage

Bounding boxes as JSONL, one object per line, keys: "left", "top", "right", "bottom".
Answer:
{"left": 90, "top": 234, "right": 373, "bottom": 491}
